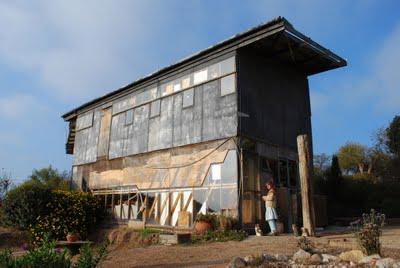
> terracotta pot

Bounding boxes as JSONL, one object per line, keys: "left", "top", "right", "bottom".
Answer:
{"left": 194, "top": 221, "right": 212, "bottom": 234}
{"left": 66, "top": 233, "right": 79, "bottom": 242}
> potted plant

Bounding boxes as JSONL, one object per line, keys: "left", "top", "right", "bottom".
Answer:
{"left": 194, "top": 213, "right": 216, "bottom": 234}
{"left": 66, "top": 231, "right": 79, "bottom": 242}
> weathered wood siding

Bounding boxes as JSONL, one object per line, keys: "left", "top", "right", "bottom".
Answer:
{"left": 73, "top": 55, "right": 238, "bottom": 166}
{"left": 237, "top": 47, "right": 312, "bottom": 150}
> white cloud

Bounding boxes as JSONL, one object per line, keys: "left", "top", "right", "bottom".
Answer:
{"left": 0, "top": 94, "right": 47, "bottom": 120}
{"left": 0, "top": 1, "right": 178, "bottom": 102}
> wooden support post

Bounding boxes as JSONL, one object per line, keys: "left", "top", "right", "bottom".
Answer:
{"left": 111, "top": 194, "right": 115, "bottom": 218}
{"left": 297, "top": 134, "right": 315, "bottom": 236}
{"left": 127, "top": 192, "right": 131, "bottom": 220}
{"left": 119, "top": 193, "right": 123, "bottom": 220}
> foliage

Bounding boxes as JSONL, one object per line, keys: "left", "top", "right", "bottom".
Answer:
{"left": 0, "top": 249, "right": 13, "bottom": 267}
{"left": 75, "top": 240, "right": 109, "bottom": 268}
{"left": 30, "top": 191, "right": 104, "bottom": 244}
{"left": 217, "top": 215, "right": 239, "bottom": 231}
{"left": 191, "top": 229, "right": 247, "bottom": 243}
{"left": 0, "top": 236, "right": 71, "bottom": 268}
{"left": 1, "top": 180, "right": 52, "bottom": 229}
{"left": 0, "top": 237, "right": 109, "bottom": 268}
{"left": 386, "top": 115, "right": 400, "bottom": 157}
{"left": 352, "top": 209, "right": 385, "bottom": 255}
{"left": 29, "top": 166, "right": 71, "bottom": 191}
{"left": 0, "top": 170, "right": 13, "bottom": 201}
{"left": 337, "top": 142, "right": 369, "bottom": 174}
{"left": 297, "top": 236, "right": 314, "bottom": 253}
{"left": 195, "top": 213, "right": 219, "bottom": 230}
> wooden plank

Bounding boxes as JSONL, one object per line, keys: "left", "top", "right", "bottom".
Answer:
{"left": 297, "top": 134, "right": 315, "bottom": 236}
{"left": 165, "top": 193, "right": 182, "bottom": 223}
{"left": 182, "top": 193, "right": 193, "bottom": 211}
{"left": 119, "top": 193, "right": 123, "bottom": 219}
{"left": 147, "top": 194, "right": 159, "bottom": 219}
{"left": 111, "top": 194, "right": 115, "bottom": 217}
{"left": 156, "top": 194, "right": 170, "bottom": 223}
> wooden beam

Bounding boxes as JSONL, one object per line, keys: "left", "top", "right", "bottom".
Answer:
{"left": 165, "top": 193, "right": 182, "bottom": 223}
{"left": 182, "top": 193, "right": 193, "bottom": 212}
{"left": 119, "top": 193, "right": 123, "bottom": 219}
{"left": 111, "top": 194, "right": 115, "bottom": 217}
{"left": 156, "top": 194, "right": 169, "bottom": 223}
{"left": 147, "top": 194, "right": 159, "bottom": 219}
{"left": 297, "top": 134, "right": 315, "bottom": 236}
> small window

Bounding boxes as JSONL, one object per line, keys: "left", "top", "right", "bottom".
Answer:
{"left": 193, "top": 69, "right": 207, "bottom": 84}
{"left": 182, "top": 88, "right": 194, "bottom": 108}
{"left": 208, "top": 63, "right": 220, "bottom": 79}
{"left": 181, "top": 75, "right": 191, "bottom": 89}
{"left": 125, "top": 109, "right": 134, "bottom": 125}
{"left": 220, "top": 74, "right": 235, "bottom": 96}
{"left": 161, "top": 83, "right": 173, "bottom": 96}
{"left": 173, "top": 82, "right": 181, "bottom": 92}
{"left": 150, "top": 100, "right": 161, "bottom": 118}
{"left": 220, "top": 57, "right": 235, "bottom": 75}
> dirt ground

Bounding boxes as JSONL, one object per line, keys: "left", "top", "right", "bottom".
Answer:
{"left": 99, "top": 226, "right": 400, "bottom": 268}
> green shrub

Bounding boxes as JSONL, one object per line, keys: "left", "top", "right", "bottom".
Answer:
{"left": 75, "top": 240, "right": 109, "bottom": 268}
{"left": 1, "top": 180, "right": 52, "bottom": 229}
{"left": 352, "top": 209, "right": 385, "bottom": 255}
{"left": 0, "top": 236, "right": 71, "bottom": 268}
{"left": 0, "top": 249, "right": 13, "bottom": 267}
{"left": 30, "top": 191, "right": 104, "bottom": 244}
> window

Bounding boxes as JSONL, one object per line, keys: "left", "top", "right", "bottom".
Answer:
{"left": 182, "top": 88, "right": 194, "bottom": 108}
{"left": 193, "top": 69, "right": 208, "bottom": 84}
{"left": 76, "top": 112, "right": 93, "bottom": 130}
{"left": 150, "top": 100, "right": 161, "bottom": 118}
{"left": 221, "top": 74, "right": 235, "bottom": 96}
{"left": 125, "top": 109, "right": 134, "bottom": 125}
{"left": 161, "top": 83, "right": 173, "bottom": 96}
{"left": 220, "top": 57, "right": 235, "bottom": 75}
{"left": 208, "top": 63, "right": 220, "bottom": 79}
{"left": 181, "top": 76, "right": 192, "bottom": 89}
{"left": 173, "top": 83, "right": 181, "bottom": 92}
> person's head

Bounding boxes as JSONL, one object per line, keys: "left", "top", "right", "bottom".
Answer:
{"left": 266, "top": 181, "right": 274, "bottom": 190}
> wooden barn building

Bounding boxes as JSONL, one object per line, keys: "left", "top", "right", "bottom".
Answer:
{"left": 62, "top": 17, "right": 346, "bottom": 231}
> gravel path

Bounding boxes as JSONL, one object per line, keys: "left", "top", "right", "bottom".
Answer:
{"left": 99, "top": 226, "right": 400, "bottom": 268}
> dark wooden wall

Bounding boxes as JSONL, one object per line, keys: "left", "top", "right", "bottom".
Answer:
{"left": 236, "top": 46, "right": 313, "bottom": 151}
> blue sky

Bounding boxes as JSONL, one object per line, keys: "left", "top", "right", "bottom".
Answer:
{"left": 0, "top": 1, "right": 399, "bottom": 183}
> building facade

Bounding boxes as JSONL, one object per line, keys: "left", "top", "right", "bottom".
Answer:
{"left": 62, "top": 17, "right": 346, "bottom": 231}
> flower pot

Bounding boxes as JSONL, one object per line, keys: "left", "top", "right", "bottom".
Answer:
{"left": 66, "top": 233, "right": 79, "bottom": 242}
{"left": 194, "top": 220, "right": 212, "bottom": 234}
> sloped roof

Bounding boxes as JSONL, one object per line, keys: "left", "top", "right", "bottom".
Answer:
{"left": 62, "top": 16, "right": 346, "bottom": 120}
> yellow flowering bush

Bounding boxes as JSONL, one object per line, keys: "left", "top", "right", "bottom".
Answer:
{"left": 30, "top": 191, "right": 103, "bottom": 244}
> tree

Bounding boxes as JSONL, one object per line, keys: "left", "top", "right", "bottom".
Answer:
{"left": 337, "top": 142, "right": 370, "bottom": 175}
{"left": 386, "top": 115, "right": 400, "bottom": 157}
{"left": 0, "top": 169, "right": 13, "bottom": 200}
{"left": 313, "top": 153, "right": 330, "bottom": 175}
{"left": 28, "top": 166, "right": 71, "bottom": 190}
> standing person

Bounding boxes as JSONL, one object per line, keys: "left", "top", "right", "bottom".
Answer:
{"left": 262, "top": 181, "right": 278, "bottom": 235}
